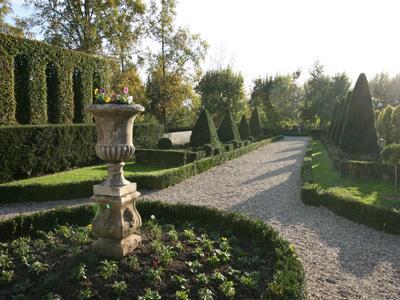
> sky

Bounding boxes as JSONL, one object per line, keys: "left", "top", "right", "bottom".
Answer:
{"left": 8, "top": 0, "right": 400, "bottom": 88}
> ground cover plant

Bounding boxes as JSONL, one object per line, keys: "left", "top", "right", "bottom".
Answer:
{"left": 0, "top": 201, "right": 305, "bottom": 299}
{"left": 312, "top": 140, "right": 399, "bottom": 209}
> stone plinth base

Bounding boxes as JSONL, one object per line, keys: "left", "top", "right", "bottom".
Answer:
{"left": 90, "top": 184, "right": 142, "bottom": 258}
{"left": 91, "top": 234, "right": 142, "bottom": 258}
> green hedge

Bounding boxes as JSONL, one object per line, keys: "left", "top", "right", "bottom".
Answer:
{"left": 0, "top": 123, "right": 164, "bottom": 183}
{"left": 301, "top": 183, "right": 400, "bottom": 234}
{"left": 0, "top": 33, "right": 110, "bottom": 125}
{"left": 0, "top": 200, "right": 306, "bottom": 299}
{"left": 300, "top": 142, "right": 400, "bottom": 235}
{"left": 0, "top": 136, "right": 283, "bottom": 203}
{"left": 135, "top": 149, "right": 197, "bottom": 167}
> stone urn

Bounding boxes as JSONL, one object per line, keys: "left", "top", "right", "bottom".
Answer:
{"left": 85, "top": 103, "right": 145, "bottom": 258}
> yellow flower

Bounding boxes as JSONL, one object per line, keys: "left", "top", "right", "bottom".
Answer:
{"left": 104, "top": 96, "right": 111, "bottom": 103}
{"left": 94, "top": 88, "right": 98, "bottom": 95}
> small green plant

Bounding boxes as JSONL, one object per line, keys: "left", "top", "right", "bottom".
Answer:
{"left": 215, "top": 249, "right": 231, "bottom": 263}
{"left": 29, "top": 261, "right": 49, "bottom": 275}
{"left": 150, "top": 240, "right": 177, "bottom": 266}
{"left": 240, "top": 272, "right": 260, "bottom": 289}
{"left": 182, "top": 229, "right": 196, "bottom": 242}
{"left": 185, "top": 260, "right": 202, "bottom": 273}
{"left": 193, "top": 246, "right": 205, "bottom": 258}
{"left": 71, "top": 263, "right": 88, "bottom": 282}
{"left": 175, "top": 290, "right": 189, "bottom": 300}
{"left": 11, "top": 237, "right": 31, "bottom": 258}
{"left": 112, "top": 280, "right": 128, "bottom": 296}
{"left": 195, "top": 273, "right": 209, "bottom": 285}
{"left": 198, "top": 288, "right": 214, "bottom": 300}
{"left": 143, "top": 267, "right": 162, "bottom": 285}
{"left": 171, "top": 274, "right": 188, "bottom": 290}
{"left": 0, "top": 253, "right": 13, "bottom": 269}
{"left": 99, "top": 260, "right": 118, "bottom": 280}
{"left": 219, "top": 280, "right": 236, "bottom": 298}
{"left": 138, "top": 288, "right": 161, "bottom": 300}
{"left": 212, "top": 271, "right": 226, "bottom": 283}
{"left": 207, "top": 254, "right": 220, "bottom": 266}
{"left": 167, "top": 228, "right": 179, "bottom": 242}
{"left": 147, "top": 221, "right": 163, "bottom": 240}
{"left": 1, "top": 270, "right": 14, "bottom": 283}
{"left": 78, "top": 287, "right": 94, "bottom": 299}
{"left": 175, "top": 241, "right": 184, "bottom": 253}
{"left": 127, "top": 255, "right": 140, "bottom": 271}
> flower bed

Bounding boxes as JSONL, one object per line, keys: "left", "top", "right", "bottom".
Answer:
{"left": 0, "top": 201, "right": 306, "bottom": 299}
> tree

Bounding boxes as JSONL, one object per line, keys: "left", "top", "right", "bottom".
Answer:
{"left": 333, "top": 92, "right": 351, "bottom": 145}
{"left": 238, "top": 115, "right": 250, "bottom": 140}
{"left": 370, "top": 72, "right": 391, "bottom": 105}
{"left": 146, "top": 66, "right": 200, "bottom": 130}
{"left": 217, "top": 109, "right": 240, "bottom": 142}
{"left": 26, "top": 0, "right": 146, "bottom": 58}
{"left": 0, "top": 0, "right": 29, "bottom": 37}
{"left": 249, "top": 107, "right": 262, "bottom": 137}
{"left": 339, "top": 73, "right": 378, "bottom": 154}
{"left": 301, "top": 62, "right": 350, "bottom": 128}
{"left": 381, "top": 144, "right": 400, "bottom": 199}
{"left": 376, "top": 105, "right": 394, "bottom": 143}
{"left": 327, "top": 101, "right": 339, "bottom": 141}
{"left": 190, "top": 109, "right": 219, "bottom": 147}
{"left": 391, "top": 105, "right": 400, "bottom": 143}
{"left": 196, "top": 67, "right": 247, "bottom": 124}
{"left": 146, "top": 0, "right": 207, "bottom": 129}
{"left": 250, "top": 72, "right": 302, "bottom": 130}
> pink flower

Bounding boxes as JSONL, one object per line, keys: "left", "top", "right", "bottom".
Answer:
{"left": 123, "top": 87, "right": 129, "bottom": 94}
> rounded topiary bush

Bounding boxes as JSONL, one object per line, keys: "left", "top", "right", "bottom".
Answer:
{"left": 157, "top": 137, "right": 173, "bottom": 149}
{"left": 202, "top": 143, "right": 214, "bottom": 157}
{"left": 0, "top": 201, "right": 306, "bottom": 300}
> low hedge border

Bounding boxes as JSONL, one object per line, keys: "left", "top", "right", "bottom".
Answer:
{"left": 0, "top": 200, "right": 306, "bottom": 299}
{"left": 300, "top": 142, "right": 400, "bottom": 235}
{"left": 0, "top": 135, "right": 284, "bottom": 204}
{"left": 0, "top": 123, "right": 164, "bottom": 183}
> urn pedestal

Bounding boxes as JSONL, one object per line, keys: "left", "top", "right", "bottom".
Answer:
{"left": 85, "top": 104, "right": 145, "bottom": 258}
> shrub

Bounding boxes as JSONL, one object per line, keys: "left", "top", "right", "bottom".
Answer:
{"left": 333, "top": 92, "right": 351, "bottom": 145}
{"left": 224, "top": 143, "right": 234, "bottom": 152}
{"left": 217, "top": 109, "right": 240, "bottom": 142}
{"left": 157, "top": 137, "right": 173, "bottom": 149}
{"left": 301, "top": 183, "right": 400, "bottom": 235}
{"left": 249, "top": 107, "right": 262, "bottom": 137}
{"left": 202, "top": 144, "right": 214, "bottom": 157}
{"left": 238, "top": 115, "right": 250, "bottom": 140}
{"left": 339, "top": 74, "right": 378, "bottom": 154}
{"left": 190, "top": 109, "right": 220, "bottom": 147}
{"left": 0, "top": 33, "right": 110, "bottom": 125}
{"left": 135, "top": 149, "right": 189, "bottom": 167}
{"left": 0, "top": 123, "right": 163, "bottom": 183}
{"left": 0, "top": 136, "right": 283, "bottom": 203}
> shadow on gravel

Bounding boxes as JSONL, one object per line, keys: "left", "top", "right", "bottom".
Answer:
{"left": 230, "top": 138, "right": 400, "bottom": 280}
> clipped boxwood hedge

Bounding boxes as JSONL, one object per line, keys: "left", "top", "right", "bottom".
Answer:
{"left": 135, "top": 149, "right": 199, "bottom": 167}
{"left": 300, "top": 141, "right": 400, "bottom": 234}
{"left": 0, "top": 33, "right": 110, "bottom": 125}
{"left": 0, "top": 136, "right": 283, "bottom": 204}
{"left": 0, "top": 123, "right": 164, "bottom": 183}
{"left": 0, "top": 200, "right": 306, "bottom": 299}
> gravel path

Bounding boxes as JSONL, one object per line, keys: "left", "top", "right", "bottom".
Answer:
{"left": 143, "top": 136, "right": 400, "bottom": 300}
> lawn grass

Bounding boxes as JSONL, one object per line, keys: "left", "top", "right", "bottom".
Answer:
{"left": 0, "top": 160, "right": 170, "bottom": 188}
{"left": 312, "top": 140, "right": 400, "bottom": 209}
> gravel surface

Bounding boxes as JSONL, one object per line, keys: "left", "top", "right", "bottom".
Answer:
{"left": 143, "top": 136, "right": 400, "bottom": 300}
{"left": 1, "top": 136, "right": 399, "bottom": 299}
{"left": 0, "top": 198, "right": 89, "bottom": 220}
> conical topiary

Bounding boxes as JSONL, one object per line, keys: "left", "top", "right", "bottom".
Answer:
{"left": 339, "top": 73, "right": 378, "bottom": 154}
{"left": 238, "top": 114, "right": 251, "bottom": 140}
{"left": 190, "top": 108, "right": 220, "bottom": 147}
{"left": 327, "top": 101, "right": 339, "bottom": 141}
{"left": 333, "top": 92, "right": 351, "bottom": 145}
{"left": 249, "top": 107, "right": 262, "bottom": 137}
{"left": 217, "top": 109, "right": 241, "bottom": 142}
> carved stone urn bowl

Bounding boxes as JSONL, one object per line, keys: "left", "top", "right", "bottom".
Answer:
{"left": 84, "top": 103, "right": 145, "bottom": 258}
{"left": 85, "top": 104, "right": 145, "bottom": 187}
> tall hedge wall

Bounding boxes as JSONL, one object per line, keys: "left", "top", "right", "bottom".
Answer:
{"left": 0, "top": 33, "right": 110, "bottom": 125}
{"left": 0, "top": 123, "right": 164, "bottom": 183}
